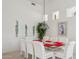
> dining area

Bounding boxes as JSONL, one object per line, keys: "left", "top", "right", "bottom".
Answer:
{"left": 2, "top": 0, "right": 76, "bottom": 59}
{"left": 19, "top": 21, "right": 75, "bottom": 59}
{"left": 20, "top": 36, "right": 75, "bottom": 59}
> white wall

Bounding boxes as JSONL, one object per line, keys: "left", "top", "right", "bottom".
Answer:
{"left": 45, "top": 0, "right": 76, "bottom": 58}
{"left": 2, "top": 0, "right": 76, "bottom": 54}
{"left": 45, "top": 0, "right": 76, "bottom": 41}
{"left": 2, "top": 0, "right": 43, "bottom": 53}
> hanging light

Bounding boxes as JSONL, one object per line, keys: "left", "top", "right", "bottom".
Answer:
{"left": 43, "top": 0, "right": 48, "bottom": 22}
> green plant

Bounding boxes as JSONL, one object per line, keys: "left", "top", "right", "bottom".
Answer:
{"left": 36, "top": 22, "right": 48, "bottom": 41}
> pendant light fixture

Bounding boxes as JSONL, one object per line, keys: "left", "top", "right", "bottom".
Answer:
{"left": 43, "top": 0, "right": 48, "bottom": 22}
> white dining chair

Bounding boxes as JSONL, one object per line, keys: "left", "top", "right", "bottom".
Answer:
{"left": 54, "top": 41, "right": 75, "bottom": 59}
{"left": 25, "top": 37, "right": 35, "bottom": 59}
{"left": 57, "top": 36, "right": 69, "bottom": 50}
{"left": 20, "top": 38, "right": 27, "bottom": 59}
{"left": 33, "top": 41, "right": 55, "bottom": 59}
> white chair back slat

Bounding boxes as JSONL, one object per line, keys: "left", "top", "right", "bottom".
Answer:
{"left": 20, "top": 38, "right": 26, "bottom": 51}
{"left": 66, "top": 41, "right": 75, "bottom": 59}
{"left": 33, "top": 41, "right": 45, "bottom": 59}
{"left": 25, "top": 37, "right": 34, "bottom": 59}
{"left": 20, "top": 38, "right": 27, "bottom": 58}
{"left": 25, "top": 37, "right": 33, "bottom": 53}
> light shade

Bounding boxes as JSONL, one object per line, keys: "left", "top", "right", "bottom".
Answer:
{"left": 43, "top": 14, "right": 48, "bottom": 21}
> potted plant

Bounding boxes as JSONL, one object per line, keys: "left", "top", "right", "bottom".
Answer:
{"left": 36, "top": 22, "right": 49, "bottom": 41}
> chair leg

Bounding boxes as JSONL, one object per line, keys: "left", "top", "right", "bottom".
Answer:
{"left": 24, "top": 52, "right": 28, "bottom": 59}
{"left": 20, "top": 51, "right": 25, "bottom": 57}
{"left": 32, "top": 55, "right": 34, "bottom": 59}
{"left": 72, "top": 56, "right": 73, "bottom": 59}
{"left": 52, "top": 56, "right": 55, "bottom": 59}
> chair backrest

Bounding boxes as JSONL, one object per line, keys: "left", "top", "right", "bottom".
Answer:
{"left": 65, "top": 41, "right": 75, "bottom": 59}
{"left": 25, "top": 37, "right": 34, "bottom": 54}
{"left": 33, "top": 41, "right": 45, "bottom": 59}
{"left": 20, "top": 38, "right": 26, "bottom": 52}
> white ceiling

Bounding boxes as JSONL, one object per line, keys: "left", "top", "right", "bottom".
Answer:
{"left": 29, "top": 0, "right": 50, "bottom": 6}
{"left": 29, "top": 0, "right": 44, "bottom": 6}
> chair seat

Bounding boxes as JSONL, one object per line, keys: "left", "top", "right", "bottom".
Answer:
{"left": 54, "top": 41, "right": 75, "bottom": 59}
{"left": 45, "top": 49, "right": 54, "bottom": 58}
{"left": 54, "top": 48, "right": 64, "bottom": 58}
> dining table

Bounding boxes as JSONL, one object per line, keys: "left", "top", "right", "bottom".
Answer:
{"left": 33, "top": 39, "right": 65, "bottom": 50}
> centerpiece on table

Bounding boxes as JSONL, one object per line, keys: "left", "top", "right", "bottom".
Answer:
{"left": 36, "top": 22, "right": 49, "bottom": 42}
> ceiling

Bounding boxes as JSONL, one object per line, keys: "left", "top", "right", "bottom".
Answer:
{"left": 29, "top": 0, "right": 49, "bottom": 6}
